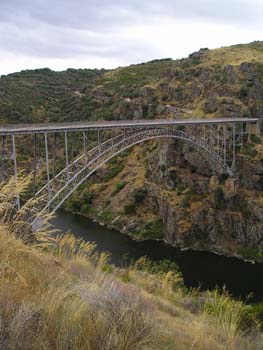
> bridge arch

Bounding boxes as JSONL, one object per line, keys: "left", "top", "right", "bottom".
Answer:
{"left": 27, "top": 127, "right": 233, "bottom": 228}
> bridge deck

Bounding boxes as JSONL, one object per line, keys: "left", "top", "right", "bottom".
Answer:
{"left": 0, "top": 117, "right": 259, "bottom": 136}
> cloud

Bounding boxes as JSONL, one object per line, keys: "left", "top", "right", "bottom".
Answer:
{"left": 0, "top": 0, "right": 262, "bottom": 74}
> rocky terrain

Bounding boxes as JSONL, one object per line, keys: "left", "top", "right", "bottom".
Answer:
{"left": 1, "top": 41, "right": 263, "bottom": 260}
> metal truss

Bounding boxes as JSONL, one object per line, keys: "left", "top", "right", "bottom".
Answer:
{"left": 0, "top": 118, "right": 260, "bottom": 229}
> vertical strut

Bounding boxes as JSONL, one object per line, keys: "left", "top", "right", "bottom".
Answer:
{"left": 98, "top": 130, "right": 101, "bottom": 153}
{"left": 65, "top": 131, "right": 69, "bottom": 182}
{"left": 111, "top": 129, "right": 114, "bottom": 148}
{"left": 217, "top": 126, "right": 220, "bottom": 151}
{"left": 71, "top": 131, "right": 75, "bottom": 162}
{"left": 1, "top": 135, "right": 5, "bottom": 182}
{"left": 83, "top": 131, "right": 87, "bottom": 163}
{"left": 240, "top": 123, "right": 243, "bottom": 151}
{"left": 52, "top": 132, "right": 57, "bottom": 182}
{"left": 232, "top": 124, "right": 236, "bottom": 170}
{"left": 256, "top": 119, "right": 261, "bottom": 136}
{"left": 12, "top": 135, "right": 20, "bottom": 209}
{"left": 33, "top": 133, "right": 37, "bottom": 196}
{"left": 44, "top": 133, "right": 51, "bottom": 205}
{"left": 223, "top": 125, "right": 227, "bottom": 167}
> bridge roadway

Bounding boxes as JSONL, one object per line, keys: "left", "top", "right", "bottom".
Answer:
{"left": 0, "top": 117, "right": 259, "bottom": 136}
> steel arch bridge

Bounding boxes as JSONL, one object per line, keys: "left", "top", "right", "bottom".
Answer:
{"left": 0, "top": 117, "right": 260, "bottom": 229}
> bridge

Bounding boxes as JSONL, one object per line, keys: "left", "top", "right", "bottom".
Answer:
{"left": 0, "top": 117, "right": 260, "bottom": 230}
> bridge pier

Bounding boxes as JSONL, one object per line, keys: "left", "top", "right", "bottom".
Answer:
{"left": 44, "top": 133, "right": 51, "bottom": 206}
{"left": 231, "top": 124, "right": 236, "bottom": 172}
{"left": 98, "top": 130, "right": 101, "bottom": 153}
{"left": 52, "top": 133, "right": 57, "bottom": 183}
{"left": 12, "top": 135, "right": 20, "bottom": 210}
{"left": 1, "top": 135, "right": 5, "bottom": 182}
{"left": 64, "top": 131, "right": 69, "bottom": 182}
{"left": 33, "top": 133, "right": 37, "bottom": 196}
{"left": 83, "top": 131, "right": 88, "bottom": 163}
{"left": 223, "top": 125, "right": 227, "bottom": 167}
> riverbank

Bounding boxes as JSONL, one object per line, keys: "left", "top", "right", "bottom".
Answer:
{"left": 53, "top": 209, "right": 263, "bottom": 302}
{"left": 2, "top": 214, "right": 263, "bottom": 349}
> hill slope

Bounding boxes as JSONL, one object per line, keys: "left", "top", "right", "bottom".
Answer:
{"left": 1, "top": 41, "right": 263, "bottom": 124}
{"left": 0, "top": 41, "right": 263, "bottom": 261}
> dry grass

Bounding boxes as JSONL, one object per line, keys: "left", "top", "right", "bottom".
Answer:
{"left": 0, "top": 180, "right": 262, "bottom": 349}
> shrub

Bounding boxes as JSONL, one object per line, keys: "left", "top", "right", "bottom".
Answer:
{"left": 124, "top": 204, "right": 136, "bottom": 215}
{"left": 134, "top": 188, "right": 147, "bottom": 204}
{"left": 112, "top": 182, "right": 127, "bottom": 196}
{"left": 243, "top": 144, "right": 258, "bottom": 158}
{"left": 140, "top": 219, "right": 164, "bottom": 239}
{"left": 204, "top": 289, "right": 245, "bottom": 336}
{"left": 176, "top": 183, "right": 186, "bottom": 195}
{"left": 181, "top": 191, "right": 192, "bottom": 208}
{"left": 250, "top": 134, "right": 261, "bottom": 144}
{"left": 103, "top": 164, "right": 124, "bottom": 182}
{"left": 213, "top": 187, "right": 225, "bottom": 209}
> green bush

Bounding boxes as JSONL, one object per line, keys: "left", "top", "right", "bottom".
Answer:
{"left": 83, "top": 191, "right": 94, "bottom": 204}
{"left": 135, "top": 257, "right": 181, "bottom": 276}
{"left": 213, "top": 187, "right": 225, "bottom": 209}
{"left": 112, "top": 182, "right": 127, "bottom": 196}
{"left": 243, "top": 144, "right": 258, "bottom": 158}
{"left": 177, "top": 184, "right": 186, "bottom": 195}
{"left": 250, "top": 134, "right": 261, "bottom": 144}
{"left": 134, "top": 188, "right": 147, "bottom": 204}
{"left": 80, "top": 203, "right": 90, "bottom": 214}
{"left": 181, "top": 191, "right": 192, "bottom": 208}
{"left": 103, "top": 164, "right": 124, "bottom": 182}
{"left": 140, "top": 219, "right": 164, "bottom": 239}
{"left": 124, "top": 204, "right": 136, "bottom": 215}
{"left": 237, "top": 246, "right": 263, "bottom": 261}
{"left": 242, "top": 302, "right": 263, "bottom": 330}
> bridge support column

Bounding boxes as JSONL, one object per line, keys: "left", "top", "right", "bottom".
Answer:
{"left": 33, "top": 134, "right": 37, "bottom": 196}
{"left": 71, "top": 132, "right": 75, "bottom": 163}
{"left": 240, "top": 123, "right": 243, "bottom": 151}
{"left": 217, "top": 126, "right": 220, "bottom": 151}
{"left": 83, "top": 131, "right": 87, "bottom": 163}
{"left": 1, "top": 135, "right": 5, "bottom": 182}
{"left": 64, "top": 132, "right": 69, "bottom": 182}
{"left": 12, "top": 135, "right": 20, "bottom": 210}
{"left": 223, "top": 125, "right": 227, "bottom": 167}
{"left": 231, "top": 124, "right": 236, "bottom": 172}
{"left": 44, "top": 133, "right": 51, "bottom": 206}
{"left": 52, "top": 133, "right": 57, "bottom": 183}
{"left": 98, "top": 130, "right": 101, "bottom": 153}
{"left": 111, "top": 129, "right": 114, "bottom": 148}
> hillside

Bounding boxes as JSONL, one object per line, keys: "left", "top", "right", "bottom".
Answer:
{"left": 0, "top": 41, "right": 263, "bottom": 260}
{"left": 0, "top": 181, "right": 263, "bottom": 350}
{"left": 1, "top": 41, "right": 263, "bottom": 124}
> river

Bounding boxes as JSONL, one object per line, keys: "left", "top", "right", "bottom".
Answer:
{"left": 52, "top": 209, "right": 263, "bottom": 302}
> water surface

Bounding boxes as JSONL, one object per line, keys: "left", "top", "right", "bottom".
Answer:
{"left": 52, "top": 209, "right": 263, "bottom": 302}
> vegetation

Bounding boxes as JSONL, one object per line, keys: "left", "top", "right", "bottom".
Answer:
{"left": 0, "top": 180, "right": 262, "bottom": 349}
{"left": 112, "top": 181, "right": 127, "bottom": 196}
{"left": 213, "top": 187, "right": 225, "bottom": 209}
{"left": 134, "top": 187, "right": 148, "bottom": 204}
{"left": 124, "top": 203, "right": 136, "bottom": 215}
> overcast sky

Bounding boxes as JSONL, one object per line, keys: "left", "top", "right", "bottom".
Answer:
{"left": 0, "top": 0, "right": 262, "bottom": 75}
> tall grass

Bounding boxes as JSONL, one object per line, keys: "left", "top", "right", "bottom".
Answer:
{"left": 0, "top": 178, "right": 262, "bottom": 349}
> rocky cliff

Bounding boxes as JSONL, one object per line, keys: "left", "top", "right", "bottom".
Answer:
{"left": 1, "top": 41, "right": 263, "bottom": 260}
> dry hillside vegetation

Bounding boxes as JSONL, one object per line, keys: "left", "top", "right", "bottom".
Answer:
{"left": 0, "top": 180, "right": 262, "bottom": 350}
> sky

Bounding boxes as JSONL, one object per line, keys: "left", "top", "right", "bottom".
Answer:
{"left": 0, "top": 0, "right": 262, "bottom": 75}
